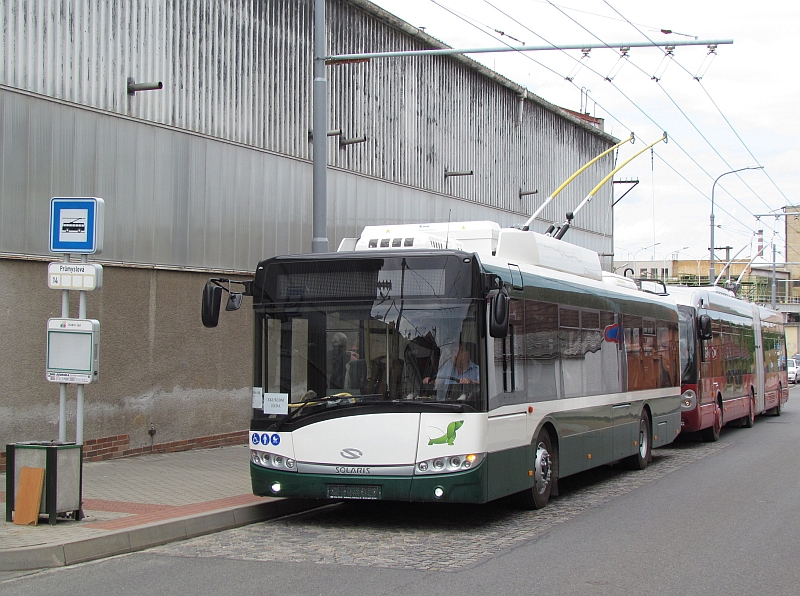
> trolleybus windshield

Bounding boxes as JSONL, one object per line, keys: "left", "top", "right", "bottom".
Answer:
{"left": 678, "top": 305, "right": 697, "bottom": 385}
{"left": 254, "top": 255, "right": 486, "bottom": 422}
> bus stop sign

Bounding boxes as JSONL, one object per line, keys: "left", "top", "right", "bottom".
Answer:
{"left": 49, "top": 198, "right": 105, "bottom": 254}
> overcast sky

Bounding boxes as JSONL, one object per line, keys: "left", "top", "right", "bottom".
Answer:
{"left": 368, "top": 0, "right": 798, "bottom": 265}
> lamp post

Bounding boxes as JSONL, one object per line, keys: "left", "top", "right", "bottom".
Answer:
{"left": 673, "top": 249, "right": 701, "bottom": 284}
{"left": 710, "top": 165, "right": 764, "bottom": 280}
{"left": 634, "top": 243, "right": 660, "bottom": 277}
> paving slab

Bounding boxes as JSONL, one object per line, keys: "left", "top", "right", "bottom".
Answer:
{"left": 0, "top": 444, "right": 318, "bottom": 571}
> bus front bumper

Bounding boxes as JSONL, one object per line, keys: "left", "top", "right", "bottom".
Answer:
{"left": 251, "top": 461, "right": 488, "bottom": 504}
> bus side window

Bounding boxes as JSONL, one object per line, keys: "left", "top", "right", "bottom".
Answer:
{"left": 523, "top": 301, "right": 559, "bottom": 401}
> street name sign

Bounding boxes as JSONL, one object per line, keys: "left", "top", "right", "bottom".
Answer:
{"left": 47, "top": 262, "right": 103, "bottom": 291}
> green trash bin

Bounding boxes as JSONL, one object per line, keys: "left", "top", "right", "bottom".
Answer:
{"left": 5, "top": 442, "right": 83, "bottom": 525}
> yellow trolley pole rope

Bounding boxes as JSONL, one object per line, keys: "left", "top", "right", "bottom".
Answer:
{"left": 553, "top": 132, "right": 668, "bottom": 240}
{"left": 521, "top": 132, "right": 634, "bottom": 231}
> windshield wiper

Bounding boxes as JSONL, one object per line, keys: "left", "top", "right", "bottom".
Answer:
{"left": 277, "top": 392, "right": 354, "bottom": 428}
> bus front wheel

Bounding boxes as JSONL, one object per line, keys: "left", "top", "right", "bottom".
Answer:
{"left": 623, "top": 409, "right": 651, "bottom": 470}
{"left": 519, "top": 429, "right": 555, "bottom": 510}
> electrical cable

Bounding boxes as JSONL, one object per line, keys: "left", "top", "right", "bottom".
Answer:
{"left": 424, "top": 0, "right": 778, "bottom": 247}
{"left": 475, "top": 0, "right": 769, "bottom": 238}
{"left": 546, "top": 0, "right": 776, "bottom": 221}
{"left": 602, "top": 0, "right": 791, "bottom": 208}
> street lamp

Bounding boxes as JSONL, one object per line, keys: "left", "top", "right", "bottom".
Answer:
{"left": 673, "top": 249, "right": 702, "bottom": 285}
{"left": 633, "top": 243, "right": 660, "bottom": 277}
{"left": 710, "top": 165, "right": 764, "bottom": 280}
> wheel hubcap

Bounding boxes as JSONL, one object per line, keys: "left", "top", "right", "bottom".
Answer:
{"left": 638, "top": 420, "right": 648, "bottom": 458}
{"left": 534, "top": 442, "right": 551, "bottom": 495}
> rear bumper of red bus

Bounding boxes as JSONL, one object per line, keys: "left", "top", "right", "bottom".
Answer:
{"left": 679, "top": 384, "right": 710, "bottom": 433}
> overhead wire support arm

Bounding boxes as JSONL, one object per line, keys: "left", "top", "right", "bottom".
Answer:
{"left": 612, "top": 179, "right": 639, "bottom": 206}
{"left": 324, "top": 39, "right": 733, "bottom": 63}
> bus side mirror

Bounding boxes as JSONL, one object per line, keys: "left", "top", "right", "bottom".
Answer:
{"left": 202, "top": 282, "right": 223, "bottom": 328}
{"left": 698, "top": 314, "right": 712, "bottom": 340}
{"left": 489, "top": 287, "right": 509, "bottom": 338}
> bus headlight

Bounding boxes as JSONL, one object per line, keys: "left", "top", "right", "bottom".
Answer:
{"left": 251, "top": 450, "right": 297, "bottom": 472}
{"left": 680, "top": 389, "right": 697, "bottom": 411}
{"left": 415, "top": 453, "right": 485, "bottom": 475}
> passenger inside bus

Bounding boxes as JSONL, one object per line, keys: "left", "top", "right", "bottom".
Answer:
{"left": 327, "top": 332, "right": 350, "bottom": 390}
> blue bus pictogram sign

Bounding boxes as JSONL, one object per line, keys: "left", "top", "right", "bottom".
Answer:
{"left": 50, "top": 198, "right": 105, "bottom": 254}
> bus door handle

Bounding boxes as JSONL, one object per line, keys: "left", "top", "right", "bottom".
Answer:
{"left": 612, "top": 403, "right": 631, "bottom": 409}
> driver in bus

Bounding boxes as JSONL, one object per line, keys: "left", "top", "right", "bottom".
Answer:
{"left": 423, "top": 342, "right": 479, "bottom": 387}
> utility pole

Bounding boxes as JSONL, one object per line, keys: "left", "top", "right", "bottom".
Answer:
{"left": 311, "top": 0, "right": 328, "bottom": 254}
{"left": 772, "top": 244, "right": 777, "bottom": 309}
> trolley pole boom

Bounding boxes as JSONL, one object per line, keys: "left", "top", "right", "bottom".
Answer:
{"left": 521, "top": 133, "right": 634, "bottom": 231}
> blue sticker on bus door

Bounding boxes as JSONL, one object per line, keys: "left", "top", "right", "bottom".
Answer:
{"left": 261, "top": 433, "right": 270, "bottom": 445}
{"left": 604, "top": 324, "right": 620, "bottom": 343}
{"left": 271, "top": 434, "right": 280, "bottom": 446}
{"left": 252, "top": 434, "right": 260, "bottom": 445}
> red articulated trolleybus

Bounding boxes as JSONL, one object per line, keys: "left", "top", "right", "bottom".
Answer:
{"left": 667, "top": 286, "right": 788, "bottom": 441}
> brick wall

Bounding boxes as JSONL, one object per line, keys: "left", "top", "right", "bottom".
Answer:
{"left": 0, "top": 430, "right": 248, "bottom": 473}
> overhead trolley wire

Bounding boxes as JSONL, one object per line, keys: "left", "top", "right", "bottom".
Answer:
{"left": 474, "top": 0, "right": 766, "bottom": 237}
{"left": 602, "top": 0, "right": 791, "bottom": 209}
{"left": 424, "top": 0, "right": 769, "bottom": 241}
{"left": 546, "top": 1, "right": 776, "bottom": 225}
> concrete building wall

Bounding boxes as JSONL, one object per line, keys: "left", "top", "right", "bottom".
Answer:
{"left": 0, "top": 259, "right": 252, "bottom": 447}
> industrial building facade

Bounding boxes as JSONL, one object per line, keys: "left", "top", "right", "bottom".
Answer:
{"left": 0, "top": 0, "right": 617, "bottom": 454}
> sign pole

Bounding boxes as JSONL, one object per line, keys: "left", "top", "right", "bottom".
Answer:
{"left": 48, "top": 198, "right": 104, "bottom": 445}
{"left": 58, "top": 253, "right": 70, "bottom": 443}
{"left": 75, "top": 255, "right": 88, "bottom": 445}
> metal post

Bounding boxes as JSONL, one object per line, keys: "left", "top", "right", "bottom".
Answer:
{"left": 59, "top": 253, "right": 70, "bottom": 443}
{"left": 772, "top": 244, "right": 777, "bottom": 309}
{"left": 311, "top": 0, "right": 328, "bottom": 254}
{"left": 76, "top": 255, "right": 88, "bottom": 445}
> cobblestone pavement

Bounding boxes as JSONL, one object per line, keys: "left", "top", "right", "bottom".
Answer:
{"left": 155, "top": 440, "right": 729, "bottom": 571}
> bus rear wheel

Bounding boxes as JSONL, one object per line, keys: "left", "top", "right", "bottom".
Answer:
{"left": 742, "top": 390, "right": 755, "bottom": 428}
{"left": 519, "top": 429, "right": 554, "bottom": 510}
{"left": 702, "top": 400, "right": 722, "bottom": 442}
{"left": 773, "top": 385, "right": 783, "bottom": 416}
{"left": 623, "top": 409, "right": 651, "bottom": 470}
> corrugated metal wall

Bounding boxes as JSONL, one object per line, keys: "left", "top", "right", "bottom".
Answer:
{"left": 0, "top": 0, "right": 615, "bottom": 268}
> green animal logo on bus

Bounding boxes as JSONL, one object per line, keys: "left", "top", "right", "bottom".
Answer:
{"left": 428, "top": 420, "right": 464, "bottom": 446}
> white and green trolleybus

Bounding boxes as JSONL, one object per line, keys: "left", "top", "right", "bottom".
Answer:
{"left": 202, "top": 221, "right": 682, "bottom": 508}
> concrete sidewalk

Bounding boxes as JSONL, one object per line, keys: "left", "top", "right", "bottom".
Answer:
{"left": 0, "top": 445, "right": 316, "bottom": 571}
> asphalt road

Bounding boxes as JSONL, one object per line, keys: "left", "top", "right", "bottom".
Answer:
{"left": 3, "top": 387, "right": 799, "bottom": 595}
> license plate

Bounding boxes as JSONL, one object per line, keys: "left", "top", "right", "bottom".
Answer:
{"left": 327, "top": 485, "right": 381, "bottom": 500}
